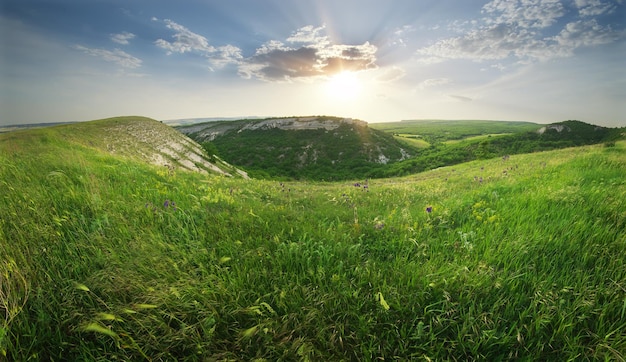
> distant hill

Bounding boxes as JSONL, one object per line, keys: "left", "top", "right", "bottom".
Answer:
{"left": 178, "top": 117, "right": 624, "bottom": 180}
{"left": 178, "top": 116, "right": 415, "bottom": 180}
{"left": 376, "top": 120, "right": 625, "bottom": 178}
{"left": 1, "top": 116, "right": 247, "bottom": 177}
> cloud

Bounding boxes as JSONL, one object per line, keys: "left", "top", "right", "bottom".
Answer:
{"left": 155, "top": 19, "right": 242, "bottom": 69}
{"left": 239, "top": 25, "right": 378, "bottom": 82}
{"left": 74, "top": 45, "right": 142, "bottom": 68}
{"left": 415, "top": 0, "right": 625, "bottom": 65}
{"left": 574, "top": 0, "right": 617, "bottom": 16}
{"left": 551, "top": 19, "right": 624, "bottom": 51}
{"left": 208, "top": 45, "right": 244, "bottom": 70}
{"left": 111, "top": 31, "right": 135, "bottom": 45}
{"left": 449, "top": 95, "right": 473, "bottom": 102}
{"left": 482, "top": 0, "right": 565, "bottom": 29}
{"left": 418, "top": 78, "right": 451, "bottom": 90}
{"left": 155, "top": 19, "right": 215, "bottom": 55}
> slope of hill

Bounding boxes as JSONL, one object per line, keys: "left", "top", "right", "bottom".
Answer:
{"left": 2, "top": 116, "right": 247, "bottom": 177}
{"left": 373, "top": 120, "right": 625, "bottom": 178}
{"left": 2, "top": 122, "right": 625, "bottom": 360}
{"left": 178, "top": 116, "right": 414, "bottom": 180}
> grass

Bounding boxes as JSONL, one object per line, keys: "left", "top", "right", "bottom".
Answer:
{"left": 393, "top": 135, "right": 431, "bottom": 149}
{"left": 443, "top": 133, "right": 513, "bottom": 145}
{"left": 369, "top": 119, "right": 540, "bottom": 142}
{"left": 1, "top": 122, "right": 626, "bottom": 360}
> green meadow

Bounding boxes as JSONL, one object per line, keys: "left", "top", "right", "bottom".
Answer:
{"left": 1, "top": 121, "right": 626, "bottom": 360}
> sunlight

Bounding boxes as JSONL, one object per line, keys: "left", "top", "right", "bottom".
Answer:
{"left": 324, "top": 71, "right": 362, "bottom": 101}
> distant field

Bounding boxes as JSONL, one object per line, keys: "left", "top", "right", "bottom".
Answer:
{"left": 370, "top": 119, "right": 540, "bottom": 142}
{"left": 393, "top": 134, "right": 431, "bottom": 148}
{"left": 443, "top": 133, "right": 513, "bottom": 144}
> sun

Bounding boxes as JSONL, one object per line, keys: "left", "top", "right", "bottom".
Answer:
{"left": 324, "top": 71, "right": 362, "bottom": 101}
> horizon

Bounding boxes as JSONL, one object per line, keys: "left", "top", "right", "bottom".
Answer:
{"left": 2, "top": 0, "right": 626, "bottom": 127}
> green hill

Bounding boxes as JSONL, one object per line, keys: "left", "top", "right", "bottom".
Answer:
{"left": 180, "top": 118, "right": 623, "bottom": 181}
{"left": 0, "top": 116, "right": 246, "bottom": 177}
{"left": 373, "top": 120, "right": 625, "bottom": 178}
{"left": 178, "top": 116, "right": 415, "bottom": 180}
{"left": 2, "top": 117, "right": 625, "bottom": 360}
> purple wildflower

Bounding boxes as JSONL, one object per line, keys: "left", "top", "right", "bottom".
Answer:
{"left": 426, "top": 206, "right": 433, "bottom": 213}
{"left": 164, "top": 200, "right": 170, "bottom": 208}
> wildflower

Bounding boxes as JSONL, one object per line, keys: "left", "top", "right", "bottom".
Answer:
{"left": 426, "top": 206, "right": 433, "bottom": 213}
{"left": 164, "top": 200, "right": 170, "bottom": 208}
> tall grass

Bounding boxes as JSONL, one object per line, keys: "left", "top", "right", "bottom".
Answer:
{"left": 1, "top": 126, "right": 625, "bottom": 360}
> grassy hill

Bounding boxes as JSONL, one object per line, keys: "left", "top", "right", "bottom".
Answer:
{"left": 371, "top": 120, "right": 625, "bottom": 178}
{"left": 178, "top": 116, "right": 414, "bottom": 180}
{"left": 4, "top": 116, "right": 247, "bottom": 177}
{"left": 2, "top": 118, "right": 626, "bottom": 360}
{"left": 180, "top": 118, "right": 623, "bottom": 181}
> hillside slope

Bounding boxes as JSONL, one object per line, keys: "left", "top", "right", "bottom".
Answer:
{"left": 178, "top": 116, "right": 414, "bottom": 180}
{"left": 373, "top": 120, "right": 625, "bottom": 178}
{"left": 3, "top": 116, "right": 247, "bottom": 177}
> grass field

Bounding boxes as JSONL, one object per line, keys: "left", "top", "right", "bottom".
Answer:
{"left": 393, "top": 135, "right": 431, "bottom": 149}
{"left": 1, "top": 122, "right": 625, "bottom": 360}
{"left": 443, "top": 133, "right": 513, "bottom": 145}
{"left": 369, "top": 120, "right": 540, "bottom": 143}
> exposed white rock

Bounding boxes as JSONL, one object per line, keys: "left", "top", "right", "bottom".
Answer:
{"left": 537, "top": 124, "right": 571, "bottom": 134}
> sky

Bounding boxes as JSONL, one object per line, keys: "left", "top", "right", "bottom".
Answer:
{"left": 1, "top": 0, "right": 625, "bottom": 127}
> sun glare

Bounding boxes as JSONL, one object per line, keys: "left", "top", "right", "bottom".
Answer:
{"left": 324, "top": 71, "right": 362, "bottom": 101}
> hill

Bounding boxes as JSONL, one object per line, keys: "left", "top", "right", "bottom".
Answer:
{"left": 372, "top": 120, "right": 625, "bottom": 178}
{"left": 1, "top": 116, "right": 247, "bottom": 177}
{"left": 180, "top": 117, "right": 623, "bottom": 180}
{"left": 1, "top": 120, "right": 625, "bottom": 360}
{"left": 178, "top": 116, "right": 414, "bottom": 180}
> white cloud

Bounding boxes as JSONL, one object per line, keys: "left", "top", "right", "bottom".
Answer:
{"left": 74, "top": 45, "right": 142, "bottom": 68}
{"left": 415, "top": 0, "right": 625, "bottom": 65}
{"left": 483, "top": 0, "right": 565, "bottom": 28}
{"left": 286, "top": 25, "right": 330, "bottom": 47}
{"left": 418, "top": 78, "right": 451, "bottom": 90}
{"left": 155, "top": 19, "right": 242, "bottom": 69}
{"left": 209, "top": 45, "right": 244, "bottom": 70}
{"left": 111, "top": 31, "right": 135, "bottom": 45}
{"left": 155, "top": 19, "right": 215, "bottom": 55}
{"left": 574, "top": 0, "right": 617, "bottom": 16}
{"left": 417, "top": 24, "right": 543, "bottom": 61}
{"left": 551, "top": 19, "right": 624, "bottom": 50}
